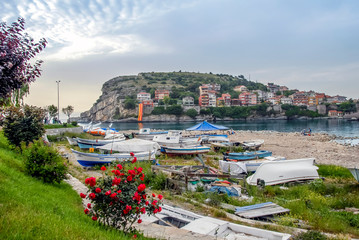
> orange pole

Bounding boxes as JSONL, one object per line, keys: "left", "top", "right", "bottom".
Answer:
{"left": 138, "top": 103, "right": 143, "bottom": 122}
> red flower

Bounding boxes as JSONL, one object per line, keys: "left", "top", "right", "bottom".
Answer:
{"left": 137, "top": 183, "right": 146, "bottom": 192}
{"left": 105, "top": 190, "right": 111, "bottom": 196}
{"left": 95, "top": 188, "right": 101, "bottom": 193}
{"left": 127, "top": 175, "right": 133, "bottom": 182}
{"left": 154, "top": 209, "right": 158, "bottom": 213}
{"left": 87, "top": 203, "right": 92, "bottom": 208}
{"left": 101, "top": 166, "right": 106, "bottom": 171}
{"left": 117, "top": 164, "right": 123, "bottom": 170}
{"left": 133, "top": 192, "right": 141, "bottom": 201}
{"left": 133, "top": 234, "right": 137, "bottom": 239}
{"left": 112, "top": 177, "right": 121, "bottom": 185}
{"left": 80, "top": 193, "right": 86, "bottom": 198}
{"left": 131, "top": 157, "right": 137, "bottom": 164}
{"left": 145, "top": 201, "right": 149, "bottom": 206}
{"left": 110, "top": 193, "right": 117, "bottom": 198}
{"left": 92, "top": 216, "right": 98, "bottom": 221}
{"left": 114, "top": 170, "right": 121, "bottom": 176}
{"left": 158, "top": 206, "right": 162, "bottom": 212}
{"left": 142, "top": 194, "right": 147, "bottom": 199}
{"left": 158, "top": 194, "right": 163, "bottom": 200}
{"left": 84, "top": 208, "right": 89, "bottom": 214}
{"left": 138, "top": 219, "right": 142, "bottom": 224}
{"left": 85, "top": 177, "right": 96, "bottom": 187}
{"left": 140, "top": 207, "right": 146, "bottom": 214}
{"left": 128, "top": 169, "right": 136, "bottom": 176}
{"left": 130, "top": 152, "right": 134, "bottom": 157}
{"left": 89, "top": 193, "right": 96, "bottom": 199}
{"left": 137, "top": 167, "right": 143, "bottom": 173}
{"left": 152, "top": 193, "right": 156, "bottom": 197}
{"left": 152, "top": 200, "right": 158, "bottom": 206}
{"left": 117, "top": 189, "right": 122, "bottom": 194}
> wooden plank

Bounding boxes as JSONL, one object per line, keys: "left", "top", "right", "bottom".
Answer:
{"left": 235, "top": 202, "right": 273, "bottom": 212}
{"left": 235, "top": 202, "right": 290, "bottom": 219}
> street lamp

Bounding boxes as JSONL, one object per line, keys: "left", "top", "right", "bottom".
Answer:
{"left": 56, "top": 80, "right": 61, "bottom": 123}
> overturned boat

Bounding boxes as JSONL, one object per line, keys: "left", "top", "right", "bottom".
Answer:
{"left": 246, "top": 158, "right": 320, "bottom": 186}
{"left": 227, "top": 150, "right": 272, "bottom": 161}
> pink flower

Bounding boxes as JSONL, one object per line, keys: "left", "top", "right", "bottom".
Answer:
{"left": 101, "top": 166, "right": 106, "bottom": 171}
{"left": 137, "top": 183, "right": 146, "bottom": 192}
{"left": 80, "top": 193, "right": 86, "bottom": 198}
{"left": 87, "top": 203, "right": 91, "bottom": 209}
{"left": 95, "top": 188, "right": 101, "bottom": 193}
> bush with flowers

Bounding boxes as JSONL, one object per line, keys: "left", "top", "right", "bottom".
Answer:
{"left": 79, "top": 153, "right": 163, "bottom": 233}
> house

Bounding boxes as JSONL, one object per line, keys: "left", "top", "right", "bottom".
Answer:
{"left": 142, "top": 100, "right": 154, "bottom": 107}
{"left": 182, "top": 96, "right": 194, "bottom": 106}
{"left": 267, "top": 83, "right": 280, "bottom": 93}
{"left": 280, "top": 97, "right": 293, "bottom": 105}
{"left": 328, "top": 110, "right": 338, "bottom": 117}
{"left": 231, "top": 99, "right": 241, "bottom": 106}
{"left": 292, "top": 91, "right": 308, "bottom": 106}
{"left": 216, "top": 97, "right": 225, "bottom": 107}
{"left": 137, "top": 92, "right": 151, "bottom": 101}
{"left": 208, "top": 93, "right": 217, "bottom": 107}
{"left": 222, "top": 93, "right": 231, "bottom": 106}
{"left": 239, "top": 92, "right": 257, "bottom": 105}
{"left": 154, "top": 90, "right": 170, "bottom": 101}
{"left": 252, "top": 90, "right": 266, "bottom": 101}
{"left": 199, "top": 84, "right": 220, "bottom": 95}
{"left": 315, "top": 93, "right": 326, "bottom": 105}
{"left": 234, "top": 85, "right": 248, "bottom": 92}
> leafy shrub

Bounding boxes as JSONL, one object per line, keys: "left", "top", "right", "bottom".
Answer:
{"left": 3, "top": 105, "right": 45, "bottom": 147}
{"left": 24, "top": 140, "right": 68, "bottom": 184}
{"left": 317, "top": 164, "right": 353, "bottom": 179}
{"left": 80, "top": 155, "right": 163, "bottom": 233}
{"left": 71, "top": 121, "right": 78, "bottom": 126}
{"left": 291, "top": 230, "right": 327, "bottom": 240}
{"left": 185, "top": 109, "right": 198, "bottom": 119}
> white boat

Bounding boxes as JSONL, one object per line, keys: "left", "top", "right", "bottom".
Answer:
{"left": 348, "top": 167, "right": 359, "bottom": 182}
{"left": 134, "top": 128, "right": 168, "bottom": 140}
{"left": 242, "top": 139, "right": 264, "bottom": 149}
{"left": 164, "top": 145, "right": 211, "bottom": 155}
{"left": 246, "top": 158, "right": 320, "bottom": 186}
{"left": 76, "top": 136, "right": 126, "bottom": 149}
{"left": 152, "top": 131, "right": 201, "bottom": 147}
{"left": 245, "top": 156, "right": 286, "bottom": 172}
{"left": 71, "top": 149, "right": 156, "bottom": 167}
{"left": 98, "top": 138, "right": 160, "bottom": 153}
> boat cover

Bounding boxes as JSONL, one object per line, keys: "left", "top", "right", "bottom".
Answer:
{"left": 186, "top": 121, "right": 229, "bottom": 131}
{"left": 98, "top": 138, "right": 160, "bottom": 152}
{"left": 219, "top": 160, "right": 247, "bottom": 174}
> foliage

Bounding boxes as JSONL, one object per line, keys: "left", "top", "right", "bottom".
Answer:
{"left": 24, "top": 139, "right": 68, "bottom": 184}
{"left": 0, "top": 17, "right": 47, "bottom": 104}
{"left": 44, "top": 123, "right": 78, "bottom": 129}
{"left": 165, "top": 105, "right": 183, "bottom": 116}
{"left": 124, "top": 97, "right": 136, "bottom": 110}
{"left": 81, "top": 157, "right": 163, "bottom": 233}
{"left": 337, "top": 100, "right": 356, "bottom": 113}
{"left": 151, "top": 106, "right": 165, "bottom": 115}
{"left": 0, "top": 133, "right": 149, "bottom": 239}
{"left": 291, "top": 230, "right": 327, "bottom": 240}
{"left": 62, "top": 105, "right": 74, "bottom": 123}
{"left": 317, "top": 164, "right": 353, "bottom": 179}
{"left": 281, "top": 104, "right": 320, "bottom": 118}
{"left": 2, "top": 105, "right": 45, "bottom": 147}
{"left": 185, "top": 109, "right": 198, "bottom": 119}
{"left": 47, "top": 104, "right": 58, "bottom": 118}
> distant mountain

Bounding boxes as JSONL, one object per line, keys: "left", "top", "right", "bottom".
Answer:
{"left": 80, "top": 71, "right": 268, "bottom": 121}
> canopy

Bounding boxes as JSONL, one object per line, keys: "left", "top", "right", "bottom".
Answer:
{"left": 186, "top": 121, "right": 229, "bottom": 131}
{"left": 98, "top": 138, "right": 160, "bottom": 153}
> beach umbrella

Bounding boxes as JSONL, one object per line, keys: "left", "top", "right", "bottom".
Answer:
{"left": 186, "top": 120, "right": 229, "bottom": 131}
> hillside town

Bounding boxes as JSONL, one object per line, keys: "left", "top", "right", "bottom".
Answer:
{"left": 136, "top": 82, "right": 354, "bottom": 117}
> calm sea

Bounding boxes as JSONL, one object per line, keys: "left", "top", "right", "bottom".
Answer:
{"left": 80, "top": 119, "right": 359, "bottom": 139}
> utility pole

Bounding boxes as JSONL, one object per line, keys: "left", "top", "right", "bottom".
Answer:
{"left": 56, "top": 80, "right": 61, "bottom": 123}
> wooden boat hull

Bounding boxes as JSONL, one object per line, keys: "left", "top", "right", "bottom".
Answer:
{"left": 76, "top": 137, "right": 125, "bottom": 149}
{"left": 71, "top": 149, "right": 156, "bottom": 167}
{"left": 164, "top": 146, "right": 210, "bottom": 155}
{"left": 228, "top": 150, "right": 272, "bottom": 160}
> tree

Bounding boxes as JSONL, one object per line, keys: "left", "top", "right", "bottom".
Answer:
{"left": 47, "top": 104, "right": 58, "bottom": 119}
{"left": 185, "top": 109, "right": 198, "bottom": 119}
{"left": 163, "top": 96, "right": 170, "bottom": 107}
{"left": 0, "top": 18, "right": 47, "bottom": 105}
{"left": 62, "top": 105, "right": 74, "bottom": 123}
{"left": 2, "top": 105, "right": 45, "bottom": 148}
{"left": 124, "top": 97, "right": 136, "bottom": 109}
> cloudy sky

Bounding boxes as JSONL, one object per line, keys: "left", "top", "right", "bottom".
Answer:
{"left": 2, "top": 0, "right": 359, "bottom": 117}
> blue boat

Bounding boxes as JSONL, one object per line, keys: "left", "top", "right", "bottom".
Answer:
{"left": 227, "top": 150, "right": 272, "bottom": 161}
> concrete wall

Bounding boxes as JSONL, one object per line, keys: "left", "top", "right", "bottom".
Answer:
{"left": 46, "top": 126, "right": 83, "bottom": 136}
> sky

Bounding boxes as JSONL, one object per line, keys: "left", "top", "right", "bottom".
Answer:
{"left": 2, "top": 0, "right": 359, "bottom": 118}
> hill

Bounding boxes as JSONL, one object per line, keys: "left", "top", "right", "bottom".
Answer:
{"left": 80, "top": 71, "right": 267, "bottom": 121}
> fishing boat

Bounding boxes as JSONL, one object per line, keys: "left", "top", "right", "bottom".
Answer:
{"left": 241, "top": 139, "right": 264, "bottom": 150}
{"left": 76, "top": 136, "right": 126, "bottom": 149}
{"left": 71, "top": 149, "right": 156, "bottom": 167}
{"left": 246, "top": 158, "right": 319, "bottom": 186}
{"left": 152, "top": 131, "right": 201, "bottom": 147}
{"left": 226, "top": 150, "right": 272, "bottom": 161}
{"left": 244, "top": 156, "right": 286, "bottom": 172}
{"left": 66, "top": 136, "right": 78, "bottom": 146}
{"left": 163, "top": 145, "right": 211, "bottom": 155}
{"left": 134, "top": 128, "right": 168, "bottom": 140}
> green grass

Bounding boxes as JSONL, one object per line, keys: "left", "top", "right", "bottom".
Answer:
{"left": 44, "top": 123, "right": 78, "bottom": 129}
{"left": 0, "top": 133, "right": 151, "bottom": 240}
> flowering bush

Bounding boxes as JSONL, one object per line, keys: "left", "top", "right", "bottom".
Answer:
{"left": 80, "top": 154, "right": 163, "bottom": 233}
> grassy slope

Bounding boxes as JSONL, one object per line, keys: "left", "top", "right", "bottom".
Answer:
{"left": 0, "top": 134, "right": 148, "bottom": 240}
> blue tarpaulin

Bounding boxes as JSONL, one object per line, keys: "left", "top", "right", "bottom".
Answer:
{"left": 186, "top": 121, "right": 229, "bottom": 131}
{"left": 209, "top": 186, "right": 240, "bottom": 197}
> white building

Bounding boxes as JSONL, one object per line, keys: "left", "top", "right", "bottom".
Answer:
{"left": 208, "top": 93, "right": 217, "bottom": 107}
{"left": 280, "top": 97, "right": 293, "bottom": 105}
{"left": 137, "top": 92, "right": 151, "bottom": 101}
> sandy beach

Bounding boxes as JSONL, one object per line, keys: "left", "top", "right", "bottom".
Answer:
{"left": 224, "top": 130, "right": 359, "bottom": 168}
